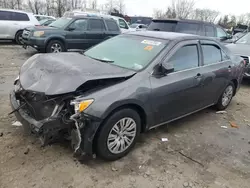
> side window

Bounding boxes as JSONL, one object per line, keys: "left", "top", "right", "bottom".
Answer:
{"left": 176, "top": 22, "right": 199, "bottom": 34}
{"left": 201, "top": 44, "right": 222, "bottom": 65}
{"left": 88, "top": 19, "right": 105, "bottom": 31}
{"left": 168, "top": 45, "right": 199, "bottom": 72}
{"left": 118, "top": 19, "right": 128, "bottom": 29}
{"left": 106, "top": 20, "right": 119, "bottom": 31}
{"left": 12, "top": 12, "right": 30, "bottom": 21}
{"left": 205, "top": 25, "right": 215, "bottom": 37}
{"left": 0, "top": 10, "right": 12, "bottom": 20}
{"left": 216, "top": 27, "right": 227, "bottom": 38}
{"left": 70, "top": 19, "right": 87, "bottom": 31}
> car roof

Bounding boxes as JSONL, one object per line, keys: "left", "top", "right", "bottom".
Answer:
{"left": 152, "top": 18, "right": 214, "bottom": 25}
{"left": 127, "top": 31, "right": 214, "bottom": 41}
{"left": 70, "top": 15, "right": 117, "bottom": 21}
{"left": 0, "top": 8, "right": 32, "bottom": 14}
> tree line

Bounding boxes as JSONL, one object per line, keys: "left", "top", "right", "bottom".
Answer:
{"left": 154, "top": 0, "right": 250, "bottom": 29}
{"left": 0, "top": 0, "right": 125, "bottom": 17}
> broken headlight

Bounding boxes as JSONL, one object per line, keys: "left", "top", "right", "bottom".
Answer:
{"left": 70, "top": 99, "right": 94, "bottom": 114}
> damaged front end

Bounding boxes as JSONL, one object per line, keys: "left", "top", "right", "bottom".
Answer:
{"left": 10, "top": 79, "right": 102, "bottom": 160}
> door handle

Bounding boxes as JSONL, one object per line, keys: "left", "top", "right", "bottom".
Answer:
{"left": 194, "top": 73, "right": 202, "bottom": 79}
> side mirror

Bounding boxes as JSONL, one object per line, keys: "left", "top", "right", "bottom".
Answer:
{"left": 162, "top": 63, "right": 174, "bottom": 74}
{"left": 67, "top": 27, "right": 75, "bottom": 31}
{"left": 153, "top": 63, "right": 174, "bottom": 76}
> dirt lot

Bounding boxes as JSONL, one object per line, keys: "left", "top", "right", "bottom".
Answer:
{"left": 0, "top": 43, "right": 250, "bottom": 188}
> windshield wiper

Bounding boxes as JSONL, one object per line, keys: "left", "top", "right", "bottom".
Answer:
{"left": 87, "top": 56, "right": 114, "bottom": 63}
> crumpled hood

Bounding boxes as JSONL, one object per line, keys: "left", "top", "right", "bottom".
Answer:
{"left": 19, "top": 53, "right": 135, "bottom": 95}
{"left": 226, "top": 43, "right": 250, "bottom": 56}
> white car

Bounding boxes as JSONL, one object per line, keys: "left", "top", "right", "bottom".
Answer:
{"left": 0, "top": 9, "right": 40, "bottom": 44}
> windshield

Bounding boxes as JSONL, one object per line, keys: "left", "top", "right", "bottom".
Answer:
{"left": 49, "top": 17, "right": 72, "bottom": 28}
{"left": 84, "top": 35, "right": 167, "bottom": 71}
{"left": 130, "top": 24, "right": 139, "bottom": 28}
{"left": 236, "top": 32, "right": 250, "bottom": 44}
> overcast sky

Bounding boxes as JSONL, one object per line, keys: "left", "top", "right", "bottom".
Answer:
{"left": 99, "top": 0, "right": 250, "bottom": 17}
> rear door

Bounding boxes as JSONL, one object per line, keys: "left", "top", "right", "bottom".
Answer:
{"left": 65, "top": 18, "right": 87, "bottom": 50}
{"left": 198, "top": 40, "right": 232, "bottom": 105}
{"left": 85, "top": 18, "right": 106, "bottom": 49}
{"left": 150, "top": 40, "right": 205, "bottom": 125}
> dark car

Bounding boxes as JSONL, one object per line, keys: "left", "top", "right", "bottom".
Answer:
{"left": 147, "top": 19, "right": 232, "bottom": 43}
{"left": 226, "top": 32, "right": 250, "bottom": 78}
{"left": 10, "top": 31, "right": 244, "bottom": 161}
{"left": 22, "top": 16, "right": 121, "bottom": 53}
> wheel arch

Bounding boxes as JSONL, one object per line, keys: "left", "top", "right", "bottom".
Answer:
{"left": 231, "top": 79, "right": 238, "bottom": 96}
{"left": 92, "top": 103, "right": 148, "bottom": 153}
{"left": 45, "top": 36, "right": 67, "bottom": 49}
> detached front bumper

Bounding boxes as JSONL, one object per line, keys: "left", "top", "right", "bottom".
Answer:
{"left": 10, "top": 90, "right": 103, "bottom": 160}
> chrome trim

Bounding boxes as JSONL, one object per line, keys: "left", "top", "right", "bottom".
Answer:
{"left": 149, "top": 104, "right": 214, "bottom": 130}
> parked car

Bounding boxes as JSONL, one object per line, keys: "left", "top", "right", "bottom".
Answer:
{"left": 22, "top": 15, "right": 121, "bottom": 52}
{"left": 130, "top": 23, "right": 148, "bottom": 31}
{"left": 147, "top": 19, "right": 232, "bottom": 43}
{"left": 34, "top": 14, "right": 56, "bottom": 21}
{"left": 10, "top": 31, "right": 244, "bottom": 161}
{"left": 0, "top": 9, "right": 40, "bottom": 44}
{"left": 63, "top": 10, "right": 131, "bottom": 33}
{"left": 39, "top": 18, "right": 56, "bottom": 26}
{"left": 226, "top": 32, "right": 250, "bottom": 78}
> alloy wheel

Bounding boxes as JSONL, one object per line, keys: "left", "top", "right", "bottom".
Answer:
{"left": 107, "top": 117, "right": 137, "bottom": 154}
{"left": 222, "top": 85, "right": 233, "bottom": 107}
{"left": 51, "top": 43, "right": 62, "bottom": 53}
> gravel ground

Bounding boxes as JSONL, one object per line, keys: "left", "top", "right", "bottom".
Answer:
{"left": 0, "top": 43, "right": 250, "bottom": 188}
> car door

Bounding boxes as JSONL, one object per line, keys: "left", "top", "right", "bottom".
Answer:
{"left": 198, "top": 40, "right": 232, "bottom": 105}
{"left": 65, "top": 18, "right": 87, "bottom": 50}
{"left": 150, "top": 40, "right": 205, "bottom": 125}
{"left": 85, "top": 19, "right": 106, "bottom": 49}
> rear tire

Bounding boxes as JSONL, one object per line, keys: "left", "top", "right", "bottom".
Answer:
{"left": 216, "top": 82, "right": 235, "bottom": 110}
{"left": 46, "top": 40, "right": 65, "bottom": 53}
{"left": 96, "top": 108, "right": 141, "bottom": 161}
{"left": 15, "top": 30, "right": 23, "bottom": 45}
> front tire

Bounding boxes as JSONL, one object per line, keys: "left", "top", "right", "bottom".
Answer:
{"left": 96, "top": 108, "right": 141, "bottom": 161}
{"left": 46, "top": 40, "right": 65, "bottom": 53}
{"left": 216, "top": 82, "right": 235, "bottom": 110}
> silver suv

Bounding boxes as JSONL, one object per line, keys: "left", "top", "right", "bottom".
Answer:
{"left": 0, "top": 9, "right": 40, "bottom": 44}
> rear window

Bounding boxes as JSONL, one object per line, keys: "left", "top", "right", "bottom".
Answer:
{"left": 175, "top": 22, "right": 199, "bottom": 34}
{"left": 147, "top": 20, "right": 177, "bottom": 31}
{"left": 0, "top": 11, "right": 29, "bottom": 21}
{"left": 106, "top": 20, "right": 119, "bottom": 31}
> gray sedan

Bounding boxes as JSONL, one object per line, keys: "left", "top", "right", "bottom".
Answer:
{"left": 10, "top": 31, "right": 245, "bottom": 161}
